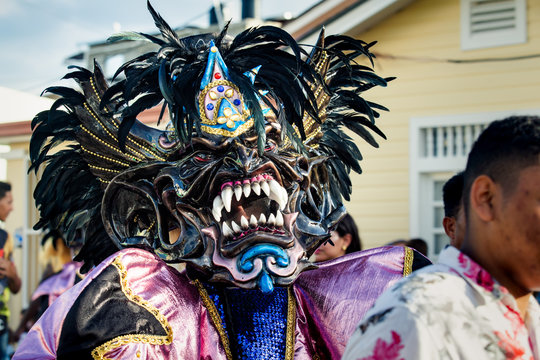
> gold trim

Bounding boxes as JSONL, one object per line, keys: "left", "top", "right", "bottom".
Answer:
{"left": 193, "top": 279, "right": 234, "bottom": 360}
{"left": 403, "top": 247, "right": 414, "bottom": 276}
{"left": 201, "top": 118, "right": 254, "bottom": 138}
{"left": 91, "top": 256, "right": 173, "bottom": 360}
{"left": 81, "top": 146, "right": 130, "bottom": 167}
{"left": 88, "top": 164, "right": 121, "bottom": 173}
{"left": 199, "top": 80, "right": 245, "bottom": 126}
{"left": 285, "top": 286, "right": 297, "bottom": 360}
{"left": 89, "top": 77, "right": 102, "bottom": 103}
{"left": 80, "top": 125, "right": 143, "bottom": 162}
{"left": 83, "top": 102, "right": 166, "bottom": 162}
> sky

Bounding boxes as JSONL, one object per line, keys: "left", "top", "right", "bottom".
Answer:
{"left": 0, "top": 0, "right": 318, "bottom": 96}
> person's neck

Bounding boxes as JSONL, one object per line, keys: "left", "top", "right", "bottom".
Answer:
{"left": 515, "top": 293, "right": 531, "bottom": 320}
{"left": 461, "top": 242, "right": 531, "bottom": 318}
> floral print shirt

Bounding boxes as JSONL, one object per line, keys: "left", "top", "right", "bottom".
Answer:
{"left": 343, "top": 246, "right": 540, "bottom": 360}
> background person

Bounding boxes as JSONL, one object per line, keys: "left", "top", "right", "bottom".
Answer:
{"left": 406, "top": 238, "right": 428, "bottom": 257}
{"left": 442, "top": 171, "right": 465, "bottom": 248}
{"left": 343, "top": 115, "right": 540, "bottom": 359}
{"left": 314, "top": 213, "right": 362, "bottom": 262}
{"left": 13, "top": 231, "right": 83, "bottom": 343}
{"left": 0, "top": 182, "right": 21, "bottom": 360}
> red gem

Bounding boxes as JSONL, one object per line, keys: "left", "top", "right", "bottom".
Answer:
{"left": 214, "top": 73, "right": 221, "bottom": 79}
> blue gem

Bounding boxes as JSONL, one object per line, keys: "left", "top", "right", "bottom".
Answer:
{"left": 206, "top": 103, "right": 214, "bottom": 111}
{"left": 233, "top": 99, "right": 241, "bottom": 106}
{"left": 217, "top": 85, "right": 224, "bottom": 92}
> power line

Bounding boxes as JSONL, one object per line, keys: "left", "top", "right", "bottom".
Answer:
{"left": 374, "top": 52, "right": 540, "bottom": 64}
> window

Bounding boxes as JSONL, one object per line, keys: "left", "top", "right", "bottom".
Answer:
{"left": 461, "top": 0, "right": 527, "bottom": 50}
{"left": 409, "top": 109, "right": 540, "bottom": 258}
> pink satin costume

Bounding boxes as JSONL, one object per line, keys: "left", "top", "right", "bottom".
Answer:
{"left": 14, "top": 245, "right": 414, "bottom": 359}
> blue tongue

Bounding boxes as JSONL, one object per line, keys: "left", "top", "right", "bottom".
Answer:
{"left": 258, "top": 270, "right": 274, "bottom": 294}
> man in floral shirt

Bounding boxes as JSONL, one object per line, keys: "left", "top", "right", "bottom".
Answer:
{"left": 344, "top": 115, "right": 540, "bottom": 359}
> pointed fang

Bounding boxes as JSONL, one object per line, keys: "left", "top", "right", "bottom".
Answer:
{"left": 268, "top": 213, "right": 276, "bottom": 226}
{"left": 240, "top": 215, "right": 249, "bottom": 229}
{"left": 221, "top": 187, "right": 233, "bottom": 212}
{"left": 252, "top": 182, "right": 261, "bottom": 196}
{"left": 222, "top": 222, "right": 233, "bottom": 237}
{"left": 243, "top": 183, "right": 251, "bottom": 198}
{"left": 212, "top": 195, "right": 223, "bottom": 221}
{"left": 261, "top": 180, "right": 270, "bottom": 197}
{"left": 234, "top": 185, "right": 243, "bottom": 202}
{"left": 276, "top": 211, "right": 284, "bottom": 227}
{"left": 268, "top": 180, "right": 286, "bottom": 210}
{"left": 231, "top": 221, "right": 242, "bottom": 233}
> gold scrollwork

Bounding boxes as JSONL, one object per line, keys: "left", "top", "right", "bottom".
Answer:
{"left": 91, "top": 256, "right": 173, "bottom": 359}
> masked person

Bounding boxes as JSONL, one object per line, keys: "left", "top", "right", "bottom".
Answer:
{"left": 14, "top": 3, "right": 429, "bottom": 359}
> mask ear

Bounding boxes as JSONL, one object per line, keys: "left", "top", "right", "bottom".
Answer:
{"left": 102, "top": 164, "right": 166, "bottom": 251}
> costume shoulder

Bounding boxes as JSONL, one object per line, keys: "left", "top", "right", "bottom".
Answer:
{"left": 293, "top": 246, "right": 430, "bottom": 358}
{"left": 14, "top": 248, "right": 201, "bottom": 360}
{"left": 31, "top": 262, "right": 82, "bottom": 306}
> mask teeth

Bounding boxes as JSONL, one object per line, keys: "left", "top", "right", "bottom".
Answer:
{"left": 220, "top": 210, "right": 285, "bottom": 239}
{"left": 212, "top": 174, "right": 288, "bottom": 222}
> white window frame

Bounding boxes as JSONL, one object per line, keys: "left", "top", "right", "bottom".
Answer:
{"left": 409, "top": 109, "right": 540, "bottom": 259}
{"left": 461, "top": 0, "right": 527, "bottom": 51}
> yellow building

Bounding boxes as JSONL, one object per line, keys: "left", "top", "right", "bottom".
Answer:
{"left": 285, "top": 0, "right": 540, "bottom": 255}
{"left": 0, "top": 87, "right": 54, "bottom": 327}
{"left": 1, "top": 2, "right": 539, "bottom": 325}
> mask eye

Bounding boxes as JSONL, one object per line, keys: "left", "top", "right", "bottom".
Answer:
{"left": 194, "top": 152, "right": 214, "bottom": 162}
{"left": 264, "top": 141, "right": 276, "bottom": 152}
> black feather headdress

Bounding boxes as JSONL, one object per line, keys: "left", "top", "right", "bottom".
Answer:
{"left": 29, "top": 1, "right": 390, "bottom": 270}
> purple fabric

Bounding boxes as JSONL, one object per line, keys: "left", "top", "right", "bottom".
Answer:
{"left": 31, "top": 261, "right": 83, "bottom": 306}
{"left": 14, "top": 246, "right": 408, "bottom": 359}
{"left": 294, "top": 246, "right": 407, "bottom": 359}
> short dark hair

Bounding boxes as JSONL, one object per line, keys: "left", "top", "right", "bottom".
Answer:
{"left": 335, "top": 213, "right": 362, "bottom": 254}
{"left": 0, "top": 182, "right": 11, "bottom": 200}
{"left": 407, "top": 238, "right": 428, "bottom": 257}
{"left": 443, "top": 171, "right": 464, "bottom": 218}
{"left": 464, "top": 116, "right": 540, "bottom": 214}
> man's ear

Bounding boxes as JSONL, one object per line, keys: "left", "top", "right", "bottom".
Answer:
{"left": 442, "top": 216, "right": 455, "bottom": 240}
{"left": 469, "top": 175, "right": 497, "bottom": 222}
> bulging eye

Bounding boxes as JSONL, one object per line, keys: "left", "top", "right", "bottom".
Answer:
{"left": 264, "top": 141, "right": 276, "bottom": 152}
{"left": 194, "top": 152, "right": 214, "bottom": 162}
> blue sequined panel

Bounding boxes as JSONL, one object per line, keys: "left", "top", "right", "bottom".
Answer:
{"left": 204, "top": 283, "right": 289, "bottom": 360}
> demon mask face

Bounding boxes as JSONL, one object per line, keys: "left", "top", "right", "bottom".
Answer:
{"left": 30, "top": 3, "right": 389, "bottom": 291}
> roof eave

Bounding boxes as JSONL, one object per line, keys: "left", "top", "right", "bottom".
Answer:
{"left": 283, "top": 0, "right": 416, "bottom": 43}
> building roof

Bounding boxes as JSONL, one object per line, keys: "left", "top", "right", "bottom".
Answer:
{"left": 0, "top": 87, "right": 54, "bottom": 125}
{"left": 0, "top": 87, "right": 55, "bottom": 141}
{"left": 283, "top": 0, "right": 416, "bottom": 43}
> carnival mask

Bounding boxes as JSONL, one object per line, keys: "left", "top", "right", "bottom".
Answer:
{"left": 30, "top": 2, "right": 390, "bottom": 292}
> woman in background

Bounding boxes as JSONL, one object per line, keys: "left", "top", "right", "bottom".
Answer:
{"left": 314, "top": 214, "right": 362, "bottom": 262}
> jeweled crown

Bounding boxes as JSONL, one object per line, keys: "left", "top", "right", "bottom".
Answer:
{"left": 198, "top": 41, "right": 265, "bottom": 138}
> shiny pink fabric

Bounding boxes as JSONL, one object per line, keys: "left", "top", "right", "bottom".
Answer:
{"left": 293, "top": 246, "right": 407, "bottom": 359}
{"left": 31, "top": 261, "right": 83, "bottom": 306}
{"left": 14, "top": 248, "right": 228, "bottom": 360}
{"left": 14, "top": 246, "right": 408, "bottom": 359}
